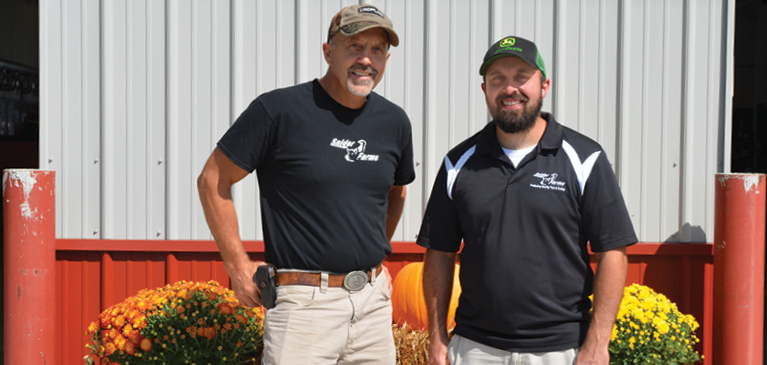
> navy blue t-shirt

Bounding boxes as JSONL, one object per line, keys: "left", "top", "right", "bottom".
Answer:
{"left": 417, "top": 113, "right": 637, "bottom": 352}
{"left": 218, "top": 79, "right": 415, "bottom": 273}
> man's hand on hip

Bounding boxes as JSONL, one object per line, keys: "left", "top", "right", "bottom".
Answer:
{"left": 228, "top": 260, "right": 267, "bottom": 308}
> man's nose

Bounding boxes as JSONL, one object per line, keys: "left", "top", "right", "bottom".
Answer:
{"left": 502, "top": 82, "right": 520, "bottom": 94}
{"left": 356, "top": 49, "right": 374, "bottom": 65}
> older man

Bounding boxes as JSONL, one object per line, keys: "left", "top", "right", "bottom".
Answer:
{"left": 197, "top": 4, "right": 415, "bottom": 364}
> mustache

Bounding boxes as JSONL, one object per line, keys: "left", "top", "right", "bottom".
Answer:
{"left": 496, "top": 92, "right": 528, "bottom": 104}
{"left": 349, "top": 64, "right": 378, "bottom": 77}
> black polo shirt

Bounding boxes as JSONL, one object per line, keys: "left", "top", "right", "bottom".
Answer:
{"left": 417, "top": 113, "right": 637, "bottom": 352}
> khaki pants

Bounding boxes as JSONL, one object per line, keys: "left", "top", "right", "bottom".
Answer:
{"left": 262, "top": 271, "right": 395, "bottom": 365}
{"left": 448, "top": 334, "right": 578, "bottom": 365}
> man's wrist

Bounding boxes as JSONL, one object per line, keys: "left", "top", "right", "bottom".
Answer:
{"left": 224, "top": 256, "right": 258, "bottom": 276}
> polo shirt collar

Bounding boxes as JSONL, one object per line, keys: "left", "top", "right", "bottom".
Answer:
{"left": 538, "top": 112, "right": 564, "bottom": 151}
{"left": 474, "top": 112, "right": 564, "bottom": 158}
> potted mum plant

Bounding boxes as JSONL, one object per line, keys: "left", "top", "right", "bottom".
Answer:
{"left": 607, "top": 283, "right": 702, "bottom": 365}
{"left": 85, "top": 280, "right": 264, "bottom": 364}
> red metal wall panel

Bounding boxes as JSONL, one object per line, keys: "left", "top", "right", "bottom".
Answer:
{"left": 55, "top": 240, "right": 713, "bottom": 365}
{"left": 56, "top": 252, "right": 101, "bottom": 365}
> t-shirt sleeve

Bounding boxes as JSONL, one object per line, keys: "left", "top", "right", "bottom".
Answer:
{"left": 393, "top": 115, "right": 416, "bottom": 186}
{"left": 216, "top": 98, "right": 277, "bottom": 173}
{"left": 581, "top": 151, "right": 638, "bottom": 252}
{"left": 416, "top": 160, "right": 463, "bottom": 252}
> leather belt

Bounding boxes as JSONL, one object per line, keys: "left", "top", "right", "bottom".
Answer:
{"left": 275, "top": 263, "right": 384, "bottom": 291}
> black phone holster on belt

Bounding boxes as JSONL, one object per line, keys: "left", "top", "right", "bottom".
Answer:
{"left": 254, "top": 264, "right": 277, "bottom": 309}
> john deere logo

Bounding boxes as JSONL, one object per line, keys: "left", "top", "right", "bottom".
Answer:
{"left": 500, "top": 38, "right": 515, "bottom": 47}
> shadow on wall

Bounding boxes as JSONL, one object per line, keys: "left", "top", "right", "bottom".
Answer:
{"left": 641, "top": 225, "right": 712, "bottom": 359}
{"left": 664, "top": 223, "right": 707, "bottom": 243}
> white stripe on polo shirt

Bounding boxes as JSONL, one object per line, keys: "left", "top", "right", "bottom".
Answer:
{"left": 445, "top": 145, "right": 476, "bottom": 200}
{"left": 561, "top": 140, "right": 600, "bottom": 196}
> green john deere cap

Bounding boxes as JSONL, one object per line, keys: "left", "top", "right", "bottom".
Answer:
{"left": 479, "top": 36, "right": 546, "bottom": 77}
{"left": 327, "top": 4, "right": 399, "bottom": 47}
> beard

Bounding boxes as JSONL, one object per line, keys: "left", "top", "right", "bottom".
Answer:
{"left": 346, "top": 64, "right": 378, "bottom": 97}
{"left": 491, "top": 91, "right": 543, "bottom": 134}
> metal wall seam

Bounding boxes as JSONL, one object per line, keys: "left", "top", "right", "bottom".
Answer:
{"left": 468, "top": 1, "right": 490, "bottom": 140}
{"left": 705, "top": 0, "right": 725, "bottom": 239}
{"left": 190, "top": 0, "right": 213, "bottom": 239}
{"left": 392, "top": 0, "right": 417, "bottom": 240}
{"left": 166, "top": 0, "right": 192, "bottom": 239}
{"left": 62, "top": 0, "right": 85, "bottom": 239}
{"left": 422, "top": 0, "right": 438, "bottom": 203}
{"left": 616, "top": 0, "right": 631, "bottom": 220}
{"left": 679, "top": 0, "right": 694, "bottom": 242}
{"left": 148, "top": 0, "right": 167, "bottom": 240}
{"left": 40, "top": 0, "right": 63, "bottom": 237}
{"left": 721, "top": 0, "right": 734, "bottom": 174}
{"left": 127, "top": 0, "right": 149, "bottom": 239}
{"left": 83, "top": 0, "right": 102, "bottom": 240}
{"left": 659, "top": 0, "right": 672, "bottom": 242}
{"left": 639, "top": 0, "right": 650, "bottom": 240}
{"left": 102, "top": 0, "right": 128, "bottom": 239}
{"left": 230, "top": 0, "right": 259, "bottom": 241}
{"left": 553, "top": 0, "right": 565, "bottom": 119}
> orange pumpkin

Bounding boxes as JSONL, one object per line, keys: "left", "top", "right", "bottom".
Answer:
{"left": 391, "top": 262, "right": 461, "bottom": 330}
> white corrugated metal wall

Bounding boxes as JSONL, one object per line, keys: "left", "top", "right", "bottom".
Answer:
{"left": 40, "top": 0, "right": 734, "bottom": 243}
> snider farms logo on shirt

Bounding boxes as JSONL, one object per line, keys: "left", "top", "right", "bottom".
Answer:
{"left": 330, "top": 138, "right": 379, "bottom": 162}
{"left": 531, "top": 172, "right": 566, "bottom": 192}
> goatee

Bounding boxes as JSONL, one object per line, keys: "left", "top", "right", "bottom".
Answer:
{"left": 491, "top": 93, "right": 542, "bottom": 134}
{"left": 347, "top": 64, "right": 378, "bottom": 97}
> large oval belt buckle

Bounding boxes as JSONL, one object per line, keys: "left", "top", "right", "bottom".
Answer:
{"left": 343, "top": 271, "right": 369, "bottom": 291}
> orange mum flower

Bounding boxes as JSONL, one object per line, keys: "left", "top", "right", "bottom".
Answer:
{"left": 124, "top": 341, "right": 135, "bottom": 355}
{"left": 87, "top": 321, "right": 99, "bottom": 335}
{"left": 202, "top": 327, "right": 216, "bottom": 340}
{"left": 128, "top": 330, "right": 143, "bottom": 345}
{"left": 114, "top": 335, "right": 127, "bottom": 351}
{"left": 133, "top": 316, "right": 147, "bottom": 330}
{"left": 139, "top": 337, "right": 152, "bottom": 352}
{"left": 122, "top": 324, "right": 134, "bottom": 337}
{"left": 105, "top": 343, "right": 117, "bottom": 356}
{"left": 218, "top": 302, "right": 234, "bottom": 315}
{"left": 114, "top": 315, "right": 126, "bottom": 328}
{"left": 235, "top": 314, "right": 247, "bottom": 325}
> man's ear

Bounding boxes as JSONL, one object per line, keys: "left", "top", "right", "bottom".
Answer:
{"left": 322, "top": 42, "right": 333, "bottom": 65}
{"left": 541, "top": 77, "right": 551, "bottom": 99}
{"left": 481, "top": 83, "right": 486, "bottom": 94}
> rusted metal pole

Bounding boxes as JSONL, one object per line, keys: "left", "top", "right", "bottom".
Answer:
{"left": 713, "top": 173, "right": 766, "bottom": 364}
{"left": 3, "top": 169, "right": 56, "bottom": 364}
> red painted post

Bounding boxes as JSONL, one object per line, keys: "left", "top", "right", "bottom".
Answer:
{"left": 2, "top": 169, "right": 56, "bottom": 364}
{"left": 713, "top": 173, "right": 766, "bottom": 364}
